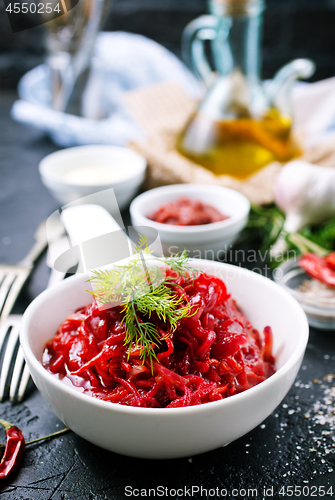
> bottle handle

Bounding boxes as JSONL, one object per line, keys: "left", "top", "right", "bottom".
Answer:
{"left": 181, "top": 15, "right": 219, "bottom": 89}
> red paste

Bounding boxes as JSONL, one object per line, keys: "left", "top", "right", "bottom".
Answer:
{"left": 148, "top": 197, "right": 228, "bottom": 226}
{"left": 43, "top": 270, "right": 275, "bottom": 408}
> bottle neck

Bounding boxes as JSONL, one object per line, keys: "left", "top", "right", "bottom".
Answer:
{"left": 209, "top": 0, "right": 264, "bottom": 82}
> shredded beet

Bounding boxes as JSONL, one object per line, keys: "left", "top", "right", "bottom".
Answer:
{"left": 148, "top": 197, "right": 228, "bottom": 226}
{"left": 42, "top": 270, "right": 275, "bottom": 408}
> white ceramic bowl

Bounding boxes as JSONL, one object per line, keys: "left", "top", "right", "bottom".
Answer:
{"left": 21, "top": 259, "right": 308, "bottom": 459}
{"left": 39, "top": 145, "right": 147, "bottom": 212}
{"left": 129, "top": 184, "right": 250, "bottom": 258}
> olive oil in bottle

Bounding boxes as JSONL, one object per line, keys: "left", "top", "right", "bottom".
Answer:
{"left": 177, "top": 107, "right": 300, "bottom": 179}
{"left": 178, "top": 0, "right": 308, "bottom": 179}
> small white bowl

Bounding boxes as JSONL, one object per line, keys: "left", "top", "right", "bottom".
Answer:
{"left": 129, "top": 184, "right": 250, "bottom": 258}
{"left": 39, "top": 145, "right": 147, "bottom": 212}
{"left": 20, "top": 259, "right": 308, "bottom": 459}
{"left": 274, "top": 258, "right": 335, "bottom": 330}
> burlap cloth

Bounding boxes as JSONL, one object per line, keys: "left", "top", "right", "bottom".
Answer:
{"left": 125, "top": 81, "right": 335, "bottom": 205}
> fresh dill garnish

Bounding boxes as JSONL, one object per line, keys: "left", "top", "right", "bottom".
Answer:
{"left": 163, "top": 249, "right": 199, "bottom": 283}
{"left": 87, "top": 237, "right": 200, "bottom": 366}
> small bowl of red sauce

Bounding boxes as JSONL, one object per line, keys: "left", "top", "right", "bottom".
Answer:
{"left": 130, "top": 184, "right": 250, "bottom": 259}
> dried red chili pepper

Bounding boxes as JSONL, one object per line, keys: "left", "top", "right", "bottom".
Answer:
{"left": 298, "top": 252, "right": 335, "bottom": 288}
{"left": 0, "top": 420, "right": 69, "bottom": 480}
{"left": 0, "top": 419, "right": 25, "bottom": 479}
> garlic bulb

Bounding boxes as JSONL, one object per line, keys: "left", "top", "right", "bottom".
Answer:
{"left": 271, "top": 160, "right": 335, "bottom": 256}
{"left": 275, "top": 160, "right": 335, "bottom": 231}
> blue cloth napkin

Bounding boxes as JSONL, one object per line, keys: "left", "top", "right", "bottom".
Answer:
{"left": 11, "top": 31, "right": 202, "bottom": 147}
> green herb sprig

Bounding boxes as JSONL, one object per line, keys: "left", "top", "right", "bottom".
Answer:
{"left": 88, "top": 238, "right": 200, "bottom": 366}
{"left": 242, "top": 205, "right": 335, "bottom": 267}
{"left": 244, "top": 204, "right": 285, "bottom": 251}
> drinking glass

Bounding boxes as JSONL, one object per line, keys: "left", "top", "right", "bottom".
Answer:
{"left": 42, "top": 0, "right": 111, "bottom": 114}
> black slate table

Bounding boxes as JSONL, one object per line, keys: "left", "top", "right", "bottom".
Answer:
{"left": 0, "top": 90, "right": 334, "bottom": 500}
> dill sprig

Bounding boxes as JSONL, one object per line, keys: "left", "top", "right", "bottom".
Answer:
{"left": 163, "top": 249, "right": 199, "bottom": 283}
{"left": 87, "top": 238, "right": 200, "bottom": 366}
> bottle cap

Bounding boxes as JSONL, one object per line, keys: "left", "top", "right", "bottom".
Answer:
{"left": 211, "top": 0, "right": 264, "bottom": 16}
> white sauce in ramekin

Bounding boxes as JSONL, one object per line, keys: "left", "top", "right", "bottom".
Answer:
{"left": 62, "top": 165, "right": 124, "bottom": 185}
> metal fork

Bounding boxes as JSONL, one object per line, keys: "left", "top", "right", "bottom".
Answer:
{"left": 0, "top": 241, "right": 69, "bottom": 402}
{"left": 0, "top": 220, "right": 65, "bottom": 402}
{"left": 0, "top": 218, "right": 64, "bottom": 325}
{"left": 0, "top": 315, "right": 28, "bottom": 402}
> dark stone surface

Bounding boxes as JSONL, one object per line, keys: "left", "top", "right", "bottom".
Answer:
{"left": 0, "top": 91, "right": 334, "bottom": 498}
{"left": 1, "top": 0, "right": 335, "bottom": 89}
